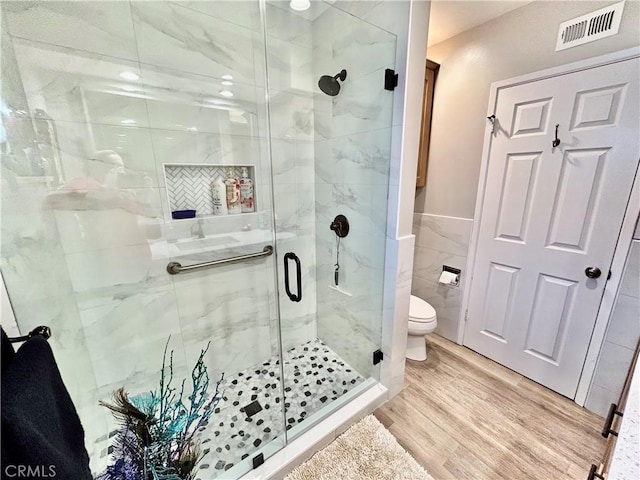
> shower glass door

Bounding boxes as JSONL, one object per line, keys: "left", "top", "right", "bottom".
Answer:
{"left": 264, "top": 2, "right": 397, "bottom": 437}
{"left": 1, "top": 0, "right": 396, "bottom": 477}
{"left": 1, "top": 1, "right": 286, "bottom": 478}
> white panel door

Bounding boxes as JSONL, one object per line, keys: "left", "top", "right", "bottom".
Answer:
{"left": 464, "top": 57, "right": 640, "bottom": 398}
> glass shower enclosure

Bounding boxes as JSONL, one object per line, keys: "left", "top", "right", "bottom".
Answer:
{"left": 0, "top": 1, "right": 396, "bottom": 477}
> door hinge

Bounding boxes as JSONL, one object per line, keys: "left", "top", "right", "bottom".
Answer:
{"left": 373, "top": 349, "right": 384, "bottom": 365}
{"left": 384, "top": 68, "right": 398, "bottom": 91}
{"left": 607, "top": 270, "right": 612, "bottom": 280}
{"left": 464, "top": 309, "right": 469, "bottom": 322}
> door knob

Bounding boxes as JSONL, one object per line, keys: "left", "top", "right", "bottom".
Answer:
{"left": 585, "top": 267, "right": 602, "bottom": 279}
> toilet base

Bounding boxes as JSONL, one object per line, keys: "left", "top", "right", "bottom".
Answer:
{"left": 406, "top": 334, "right": 427, "bottom": 361}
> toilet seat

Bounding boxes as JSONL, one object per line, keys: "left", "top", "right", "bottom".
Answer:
{"left": 409, "top": 295, "right": 436, "bottom": 323}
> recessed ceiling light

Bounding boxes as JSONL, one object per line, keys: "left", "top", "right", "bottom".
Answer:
{"left": 219, "top": 90, "right": 234, "bottom": 97}
{"left": 186, "top": 126, "right": 198, "bottom": 132}
{"left": 221, "top": 80, "right": 233, "bottom": 86}
{"left": 222, "top": 74, "right": 234, "bottom": 81}
{"left": 116, "top": 134, "right": 127, "bottom": 137}
{"left": 120, "top": 119, "right": 136, "bottom": 125}
{"left": 290, "top": 0, "right": 310, "bottom": 11}
{"left": 119, "top": 71, "right": 140, "bottom": 81}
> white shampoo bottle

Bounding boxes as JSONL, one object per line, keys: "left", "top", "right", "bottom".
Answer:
{"left": 212, "top": 177, "right": 228, "bottom": 215}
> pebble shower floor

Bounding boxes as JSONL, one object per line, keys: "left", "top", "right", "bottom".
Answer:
{"left": 94, "top": 339, "right": 364, "bottom": 478}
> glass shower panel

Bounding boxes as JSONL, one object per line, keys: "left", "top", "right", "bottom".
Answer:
{"left": 265, "top": 1, "right": 396, "bottom": 436}
{"left": 0, "top": 1, "right": 286, "bottom": 478}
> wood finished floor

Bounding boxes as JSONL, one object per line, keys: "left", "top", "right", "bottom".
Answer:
{"left": 374, "top": 334, "right": 606, "bottom": 480}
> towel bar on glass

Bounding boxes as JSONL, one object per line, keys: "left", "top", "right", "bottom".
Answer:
{"left": 166, "top": 245, "right": 273, "bottom": 275}
{"left": 8, "top": 326, "right": 51, "bottom": 343}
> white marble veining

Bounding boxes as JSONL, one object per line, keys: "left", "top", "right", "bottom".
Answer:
{"left": 310, "top": 3, "right": 397, "bottom": 382}
{"left": 131, "top": 2, "right": 260, "bottom": 84}
{"left": 80, "top": 291, "right": 185, "bottom": 387}
{"left": 380, "top": 235, "right": 414, "bottom": 397}
{"left": 315, "top": 129, "right": 392, "bottom": 186}
{"left": 10, "top": 38, "right": 148, "bottom": 127}
{"left": 312, "top": 7, "right": 396, "bottom": 81}
{"left": 314, "top": 69, "right": 394, "bottom": 140}
{"left": 267, "top": 38, "right": 314, "bottom": 93}
{"left": 266, "top": 3, "right": 313, "bottom": 48}
{"left": 412, "top": 245, "right": 467, "bottom": 282}
{"left": 608, "top": 357, "right": 640, "bottom": 480}
{"left": 411, "top": 213, "right": 473, "bottom": 341}
{"left": 268, "top": 90, "right": 315, "bottom": 141}
{"left": 332, "top": 0, "right": 410, "bottom": 40}
{"left": 178, "top": 1, "right": 260, "bottom": 30}
{"left": 413, "top": 213, "right": 473, "bottom": 256}
{"left": 140, "top": 67, "right": 261, "bottom": 136}
{"left": 2, "top": 1, "right": 138, "bottom": 60}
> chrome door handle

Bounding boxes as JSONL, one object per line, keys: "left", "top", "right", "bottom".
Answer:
{"left": 585, "top": 267, "right": 602, "bottom": 279}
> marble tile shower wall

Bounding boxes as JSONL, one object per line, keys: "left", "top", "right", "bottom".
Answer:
{"left": 586, "top": 239, "right": 640, "bottom": 416}
{"left": 411, "top": 213, "right": 473, "bottom": 341}
{"left": 311, "top": 6, "right": 397, "bottom": 378}
{"left": 0, "top": 1, "right": 317, "bottom": 467}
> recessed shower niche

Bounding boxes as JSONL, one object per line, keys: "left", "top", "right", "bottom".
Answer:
{"left": 163, "top": 164, "right": 256, "bottom": 219}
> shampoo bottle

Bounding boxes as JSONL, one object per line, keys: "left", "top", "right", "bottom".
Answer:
{"left": 211, "top": 177, "right": 228, "bottom": 215}
{"left": 225, "top": 168, "right": 242, "bottom": 214}
{"left": 239, "top": 167, "right": 254, "bottom": 213}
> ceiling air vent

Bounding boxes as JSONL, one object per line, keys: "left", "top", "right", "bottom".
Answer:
{"left": 556, "top": 1, "right": 625, "bottom": 51}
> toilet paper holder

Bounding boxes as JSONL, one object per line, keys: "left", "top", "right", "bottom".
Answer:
{"left": 441, "top": 265, "right": 461, "bottom": 287}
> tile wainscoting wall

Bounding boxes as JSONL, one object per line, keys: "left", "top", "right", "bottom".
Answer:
{"left": 586, "top": 237, "right": 640, "bottom": 416}
{"left": 413, "top": 212, "right": 639, "bottom": 417}
{"left": 411, "top": 213, "right": 473, "bottom": 341}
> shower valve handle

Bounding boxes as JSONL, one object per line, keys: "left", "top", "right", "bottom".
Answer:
{"left": 330, "top": 215, "right": 350, "bottom": 238}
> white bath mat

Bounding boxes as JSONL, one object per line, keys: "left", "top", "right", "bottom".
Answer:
{"left": 284, "top": 414, "right": 434, "bottom": 480}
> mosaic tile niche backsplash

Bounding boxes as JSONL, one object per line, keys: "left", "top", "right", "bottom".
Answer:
{"left": 164, "top": 164, "right": 255, "bottom": 217}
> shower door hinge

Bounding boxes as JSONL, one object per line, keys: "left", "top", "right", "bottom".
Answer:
{"left": 373, "top": 349, "right": 384, "bottom": 365}
{"left": 384, "top": 68, "right": 398, "bottom": 91}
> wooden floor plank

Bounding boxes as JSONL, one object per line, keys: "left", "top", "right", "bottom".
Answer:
{"left": 375, "top": 334, "right": 606, "bottom": 480}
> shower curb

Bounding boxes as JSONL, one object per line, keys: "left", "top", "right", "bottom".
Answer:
{"left": 240, "top": 383, "right": 388, "bottom": 479}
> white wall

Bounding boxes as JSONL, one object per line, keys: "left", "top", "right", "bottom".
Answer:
{"left": 415, "top": 0, "right": 640, "bottom": 219}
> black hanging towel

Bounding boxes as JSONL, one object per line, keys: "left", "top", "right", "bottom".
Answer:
{"left": 1, "top": 335, "right": 92, "bottom": 479}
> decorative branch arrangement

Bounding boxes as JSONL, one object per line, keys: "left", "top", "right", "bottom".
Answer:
{"left": 98, "top": 340, "right": 224, "bottom": 480}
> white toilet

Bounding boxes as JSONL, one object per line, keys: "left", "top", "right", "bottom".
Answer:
{"left": 407, "top": 295, "right": 437, "bottom": 361}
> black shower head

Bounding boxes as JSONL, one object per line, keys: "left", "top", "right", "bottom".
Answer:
{"left": 318, "top": 69, "right": 347, "bottom": 96}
